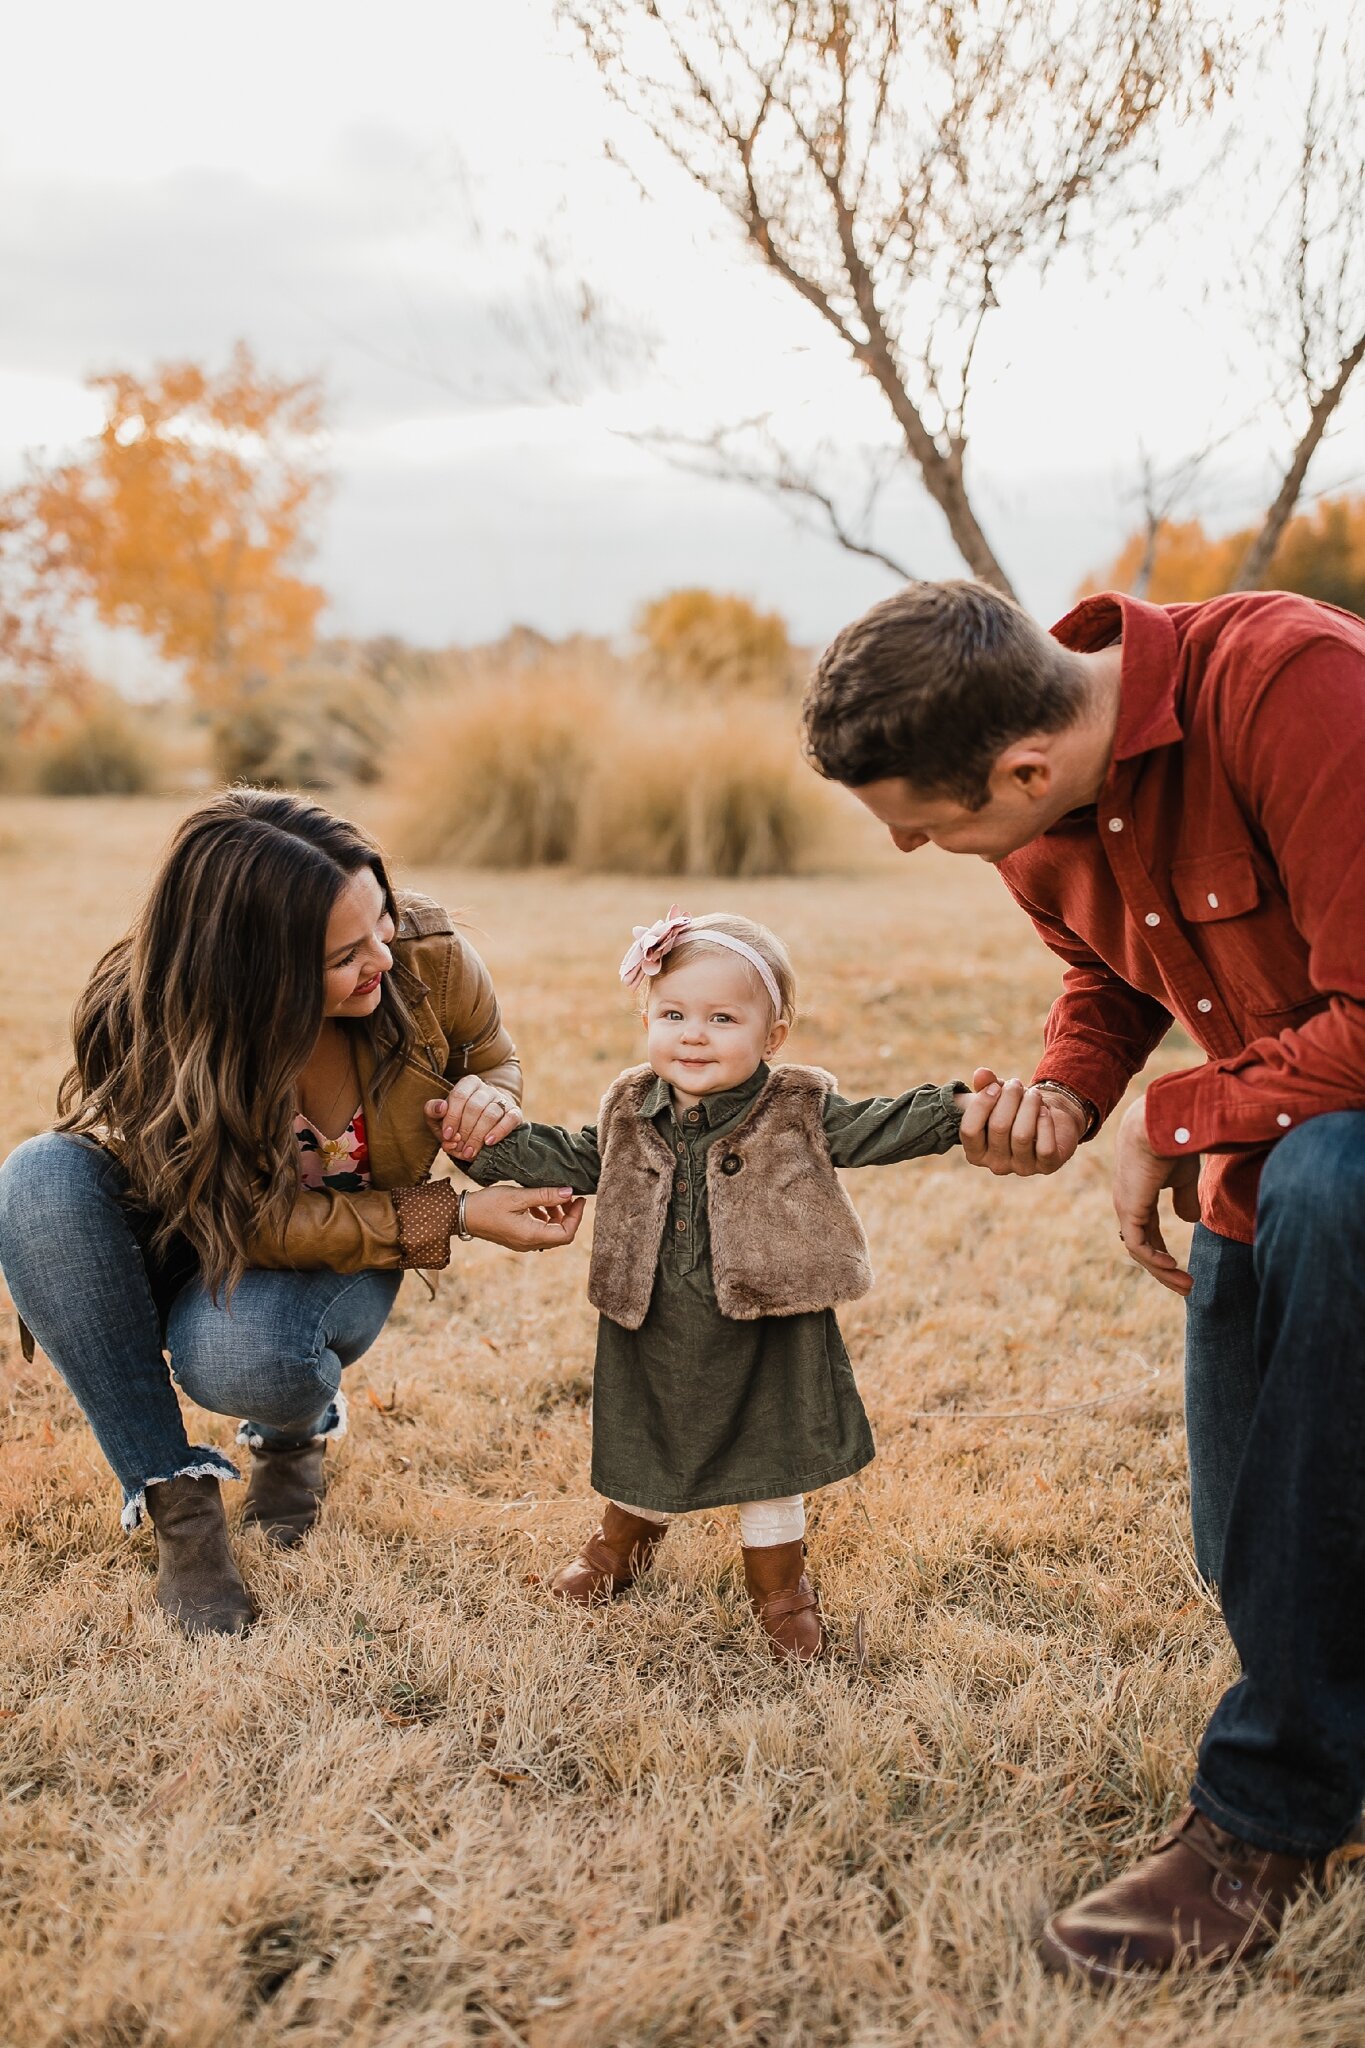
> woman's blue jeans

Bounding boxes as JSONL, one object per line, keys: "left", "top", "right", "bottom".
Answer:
{"left": 0, "top": 1133, "right": 400, "bottom": 1528}
{"left": 1184, "top": 1112, "right": 1365, "bottom": 1856}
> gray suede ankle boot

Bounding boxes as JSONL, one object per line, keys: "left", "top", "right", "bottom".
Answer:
{"left": 242, "top": 1440, "right": 328, "bottom": 1548}
{"left": 145, "top": 1475, "right": 255, "bottom": 1637}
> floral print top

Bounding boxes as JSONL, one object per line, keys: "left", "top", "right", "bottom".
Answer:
{"left": 293, "top": 1111, "right": 372, "bottom": 1193}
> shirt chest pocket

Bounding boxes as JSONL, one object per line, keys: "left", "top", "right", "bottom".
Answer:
{"left": 1169, "top": 850, "right": 1315, "bottom": 1020}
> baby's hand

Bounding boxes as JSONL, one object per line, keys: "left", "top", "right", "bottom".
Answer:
{"left": 424, "top": 1075, "right": 524, "bottom": 1163}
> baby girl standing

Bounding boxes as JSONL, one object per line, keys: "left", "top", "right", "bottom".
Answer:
{"left": 440, "top": 909, "right": 967, "bottom": 1662}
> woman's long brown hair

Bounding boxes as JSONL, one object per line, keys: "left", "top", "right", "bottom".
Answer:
{"left": 57, "top": 788, "right": 418, "bottom": 1299}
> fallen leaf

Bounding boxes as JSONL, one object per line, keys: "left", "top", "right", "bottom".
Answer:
{"left": 381, "top": 1709, "right": 422, "bottom": 1729}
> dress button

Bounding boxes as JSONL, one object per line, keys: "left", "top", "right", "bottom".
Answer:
{"left": 675, "top": 1178, "right": 688, "bottom": 1195}
{"left": 675, "top": 1217, "right": 688, "bottom": 1233}
{"left": 1145, "top": 912, "right": 1161, "bottom": 927}
{"left": 720, "top": 1153, "right": 743, "bottom": 1176}
{"left": 1107, "top": 817, "right": 1124, "bottom": 833}
{"left": 1276, "top": 1113, "right": 1292, "bottom": 1128}
{"left": 1207, "top": 892, "right": 1219, "bottom": 909}
{"left": 686, "top": 1109, "right": 701, "bottom": 1123}
{"left": 1197, "top": 999, "right": 1212, "bottom": 1013}
{"left": 1174, "top": 1127, "right": 1191, "bottom": 1144}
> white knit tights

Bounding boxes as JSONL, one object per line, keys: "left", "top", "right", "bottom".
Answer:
{"left": 611, "top": 1493, "right": 806, "bottom": 1547}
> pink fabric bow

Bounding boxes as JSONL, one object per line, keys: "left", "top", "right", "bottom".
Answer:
{"left": 619, "top": 905, "right": 692, "bottom": 991}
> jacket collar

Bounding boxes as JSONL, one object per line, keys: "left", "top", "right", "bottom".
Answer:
{"left": 638, "top": 1061, "right": 770, "bottom": 1127}
{"left": 1050, "top": 590, "right": 1184, "bottom": 764}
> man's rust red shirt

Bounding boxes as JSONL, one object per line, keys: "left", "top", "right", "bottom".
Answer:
{"left": 998, "top": 589, "right": 1365, "bottom": 1243}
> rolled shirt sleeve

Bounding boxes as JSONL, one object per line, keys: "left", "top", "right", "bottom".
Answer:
{"left": 1011, "top": 891, "right": 1175, "bottom": 1127}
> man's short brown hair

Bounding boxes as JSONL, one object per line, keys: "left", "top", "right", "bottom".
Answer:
{"left": 802, "top": 579, "right": 1085, "bottom": 808}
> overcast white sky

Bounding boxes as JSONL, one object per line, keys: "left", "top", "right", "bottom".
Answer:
{"left": 2, "top": 0, "right": 1361, "bottom": 666}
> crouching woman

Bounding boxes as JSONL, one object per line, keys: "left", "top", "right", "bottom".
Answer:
{"left": 0, "top": 789, "right": 582, "bottom": 1637}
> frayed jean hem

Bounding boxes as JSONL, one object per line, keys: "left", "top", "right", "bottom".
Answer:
{"left": 121, "top": 1447, "right": 242, "bottom": 1530}
{"left": 235, "top": 1386, "right": 349, "bottom": 1453}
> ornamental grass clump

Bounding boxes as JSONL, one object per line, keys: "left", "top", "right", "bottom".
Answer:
{"left": 384, "top": 653, "right": 841, "bottom": 876}
{"left": 384, "top": 653, "right": 617, "bottom": 868}
{"left": 575, "top": 696, "right": 837, "bottom": 876}
{"left": 30, "top": 696, "right": 164, "bottom": 796}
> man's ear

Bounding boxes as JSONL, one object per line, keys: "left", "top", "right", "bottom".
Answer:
{"left": 764, "top": 1017, "right": 791, "bottom": 1059}
{"left": 995, "top": 740, "right": 1054, "bottom": 800}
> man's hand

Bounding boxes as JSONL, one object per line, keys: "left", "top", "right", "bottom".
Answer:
{"left": 462, "top": 1184, "right": 586, "bottom": 1251}
{"left": 960, "top": 1067, "right": 1087, "bottom": 1177}
{"left": 1113, "top": 1095, "right": 1201, "bottom": 1295}
{"left": 425, "top": 1075, "right": 524, "bottom": 1163}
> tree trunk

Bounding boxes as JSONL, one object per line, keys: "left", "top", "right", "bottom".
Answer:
{"left": 848, "top": 309, "right": 1018, "bottom": 597}
{"left": 1233, "top": 330, "right": 1365, "bottom": 589}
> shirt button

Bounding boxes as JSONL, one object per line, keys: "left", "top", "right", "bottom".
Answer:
{"left": 1174, "top": 1127, "right": 1191, "bottom": 1144}
{"left": 675, "top": 1178, "right": 688, "bottom": 1195}
{"left": 1145, "top": 912, "right": 1161, "bottom": 927}
{"left": 1277, "top": 1113, "right": 1292, "bottom": 1128}
{"left": 686, "top": 1109, "right": 701, "bottom": 1124}
{"left": 675, "top": 1217, "right": 688, "bottom": 1233}
{"left": 1107, "top": 817, "right": 1124, "bottom": 833}
{"left": 1197, "top": 998, "right": 1212, "bottom": 1013}
{"left": 1207, "top": 892, "right": 1219, "bottom": 909}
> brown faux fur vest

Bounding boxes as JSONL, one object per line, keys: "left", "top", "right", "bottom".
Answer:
{"left": 586, "top": 1062, "right": 873, "bottom": 1330}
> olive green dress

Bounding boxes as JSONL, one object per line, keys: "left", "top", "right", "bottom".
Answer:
{"left": 465, "top": 1064, "right": 963, "bottom": 1512}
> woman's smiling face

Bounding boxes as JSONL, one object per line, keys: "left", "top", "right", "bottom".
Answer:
{"left": 322, "top": 866, "right": 396, "bottom": 1018}
{"left": 644, "top": 951, "right": 789, "bottom": 1102}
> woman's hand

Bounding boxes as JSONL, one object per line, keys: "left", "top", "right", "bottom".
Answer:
{"left": 462, "top": 1184, "right": 586, "bottom": 1251}
{"left": 425, "top": 1075, "right": 524, "bottom": 1163}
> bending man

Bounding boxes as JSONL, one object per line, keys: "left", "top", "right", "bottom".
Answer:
{"left": 804, "top": 577, "right": 1365, "bottom": 1982}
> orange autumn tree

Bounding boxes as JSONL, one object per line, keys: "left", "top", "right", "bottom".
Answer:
{"left": 1086, "top": 496, "right": 1365, "bottom": 615}
{"left": 0, "top": 494, "right": 93, "bottom": 743}
{"left": 22, "top": 344, "right": 328, "bottom": 712}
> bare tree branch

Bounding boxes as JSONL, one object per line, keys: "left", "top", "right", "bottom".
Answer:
{"left": 558, "top": 0, "right": 1236, "bottom": 594}
{"left": 627, "top": 416, "right": 916, "bottom": 579}
{"left": 1234, "top": 30, "right": 1365, "bottom": 589}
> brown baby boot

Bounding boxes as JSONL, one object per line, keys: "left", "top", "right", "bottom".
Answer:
{"left": 1039, "top": 1803, "right": 1325, "bottom": 1982}
{"left": 742, "top": 1540, "right": 826, "bottom": 1663}
{"left": 550, "top": 1503, "right": 669, "bottom": 1605}
{"left": 145, "top": 1475, "right": 255, "bottom": 1637}
{"left": 243, "top": 1440, "right": 328, "bottom": 1548}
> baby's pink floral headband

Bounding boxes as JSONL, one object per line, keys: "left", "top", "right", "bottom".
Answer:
{"left": 619, "top": 906, "right": 783, "bottom": 1014}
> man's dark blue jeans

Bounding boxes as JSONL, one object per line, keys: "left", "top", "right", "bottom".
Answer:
{"left": 1184, "top": 1111, "right": 1365, "bottom": 1857}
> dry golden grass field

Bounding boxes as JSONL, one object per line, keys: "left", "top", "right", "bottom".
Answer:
{"left": 2, "top": 795, "right": 1362, "bottom": 2047}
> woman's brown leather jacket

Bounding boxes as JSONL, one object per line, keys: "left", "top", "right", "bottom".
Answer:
{"left": 244, "top": 892, "right": 520, "bottom": 1273}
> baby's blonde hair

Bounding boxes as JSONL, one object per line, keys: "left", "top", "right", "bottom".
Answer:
{"left": 640, "top": 912, "right": 797, "bottom": 1025}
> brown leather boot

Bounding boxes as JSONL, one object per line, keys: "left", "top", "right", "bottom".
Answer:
{"left": 243, "top": 1440, "right": 328, "bottom": 1548}
{"left": 550, "top": 1503, "right": 668, "bottom": 1605}
{"left": 1039, "top": 1803, "right": 1325, "bottom": 1982}
{"left": 742, "top": 1540, "right": 826, "bottom": 1663}
{"left": 145, "top": 1475, "right": 255, "bottom": 1637}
